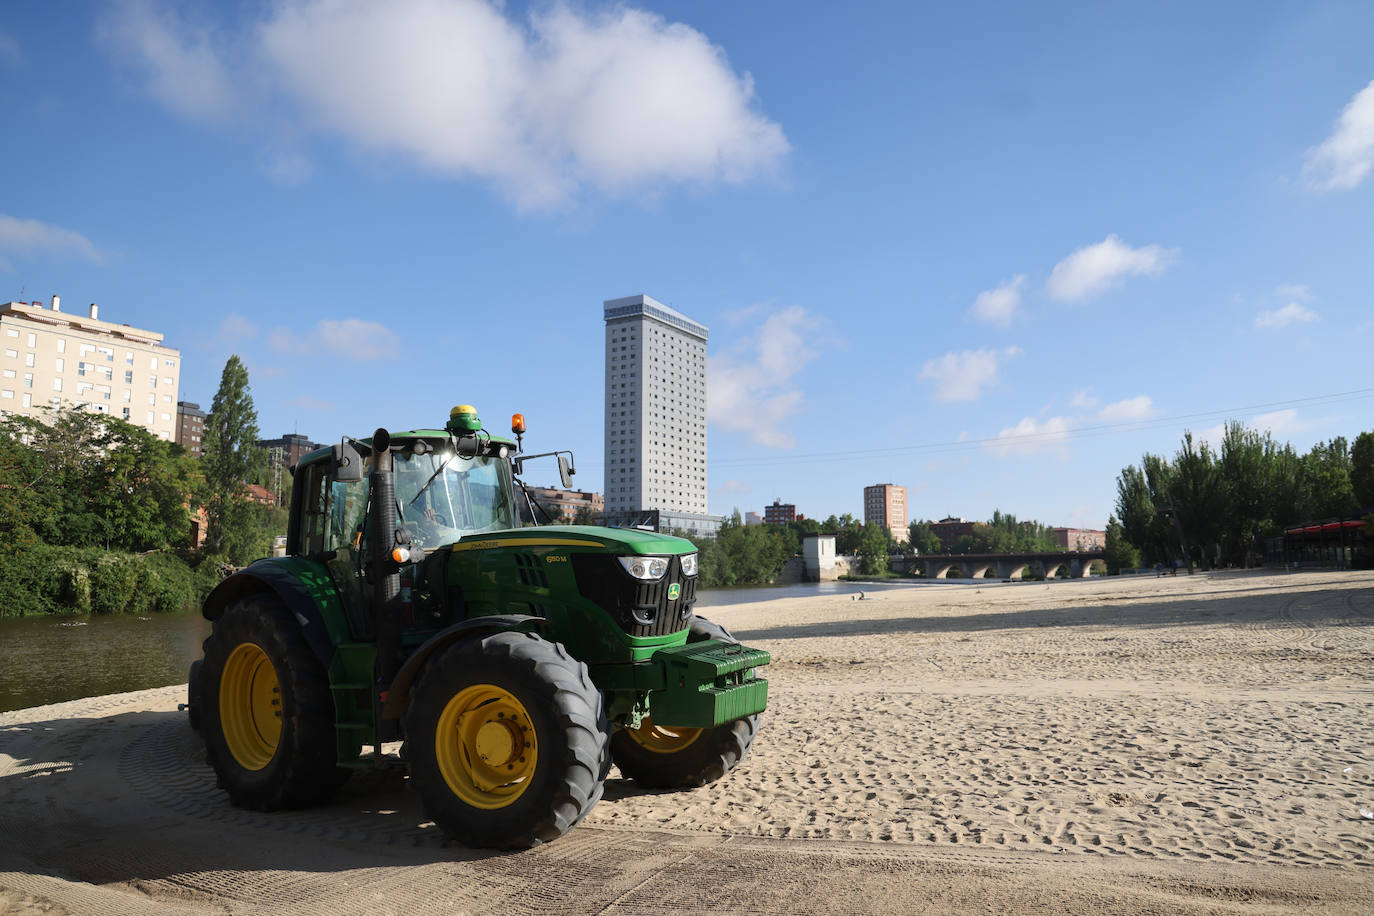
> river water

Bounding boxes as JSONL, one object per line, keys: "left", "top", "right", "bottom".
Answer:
{"left": 0, "top": 579, "right": 956, "bottom": 713}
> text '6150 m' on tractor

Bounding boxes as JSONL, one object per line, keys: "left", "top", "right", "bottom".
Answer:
{"left": 187, "top": 405, "right": 769, "bottom": 849}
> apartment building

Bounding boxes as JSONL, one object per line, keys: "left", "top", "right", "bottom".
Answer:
{"left": 523, "top": 486, "right": 605, "bottom": 524}
{"left": 864, "top": 483, "right": 909, "bottom": 544}
{"left": 602, "top": 294, "right": 720, "bottom": 536}
{"left": 0, "top": 297, "right": 181, "bottom": 440}
{"left": 1052, "top": 527, "right": 1107, "bottom": 551}
{"left": 176, "top": 401, "right": 207, "bottom": 457}
{"left": 763, "top": 499, "right": 796, "bottom": 525}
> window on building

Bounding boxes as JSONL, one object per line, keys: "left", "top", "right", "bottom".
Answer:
{"left": 0, "top": 369, "right": 11, "bottom": 379}
{"left": 53, "top": 378, "right": 62, "bottom": 392}
{"left": 123, "top": 389, "right": 131, "bottom": 402}
{"left": 80, "top": 343, "right": 94, "bottom": 356}
{"left": 146, "top": 411, "right": 154, "bottom": 424}
{"left": 23, "top": 374, "right": 32, "bottom": 388}
{"left": 124, "top": 370, "right": 133, "bottom": 383}
{"left": 98, "top": 346, "right": 113, "bottom": 361}
{"left": 150, "top": 376, "right": 157, "bottom": 387}
{"left": 22, "top": 393, "right": 31, "bottom": 408}
{"left": 4, "top": 348, "right": 16, "bottom": 359}
{"left": 162, "top": 376, "right": 173, "bottom": 387}
{"left": 56, "top": 339, "right": 65, "bottom": 353}
{"left": 148, "top": 393, "right": 156, "bottom": 405}
{"left": 1, "top": 390, "right": 12, "bottom": 399}
{"left": 164, "top": 359, "right": 176, "bottom": 368}
{"left": 125, "top": 352, "right": 133, "bottom": 365}
{"left": 55, "top": 358, "right": 64, "bottom": 372}
{"left": 160, "top": 412, "right": 171, "bottom": 421}
{"left": 26, "top": 333, "right": 36, "bottom": 347}
{"left": 121, "top": 407, "right": 130, "bottom": 419}
{"left": 149, "top": 357, "right": 157, "bottom": 370}
{"left": 3, "top": 329, "right": 16, "bottom": 338}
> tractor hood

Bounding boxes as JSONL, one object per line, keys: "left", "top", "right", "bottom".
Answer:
{"left": 448, "top": 525, "right": 695, "bottom": 557}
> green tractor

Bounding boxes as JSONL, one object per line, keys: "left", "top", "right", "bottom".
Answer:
{"left": 188, "top": 405, "right": 768, "bottom": 849}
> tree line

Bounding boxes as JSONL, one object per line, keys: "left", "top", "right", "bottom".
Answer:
{"left": 0, "top": 355, "right": 286, "bottom": 615}
{"left": 1109, "top": 421, "right": 1374, "bottom": 572}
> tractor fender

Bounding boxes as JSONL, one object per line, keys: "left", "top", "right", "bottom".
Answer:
{"left": 202, "top": 562, "right": 338, "bottom": 672}
{"left": 381, "top": 615, "right": 547, "bottom": 720}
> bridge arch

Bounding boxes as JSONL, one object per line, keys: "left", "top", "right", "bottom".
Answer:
{"left": 968, "top": 563, "right": 994, "bottom": 579}
{"left": 1043, "top": 562, "right": 1068, "bottom": 579}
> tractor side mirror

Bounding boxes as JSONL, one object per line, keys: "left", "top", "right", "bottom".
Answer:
{"left": 332, "top": 440, "right": 364, "bottom": 482}
{"left": 558, "top": 454, "right": 575, "bottom": 489}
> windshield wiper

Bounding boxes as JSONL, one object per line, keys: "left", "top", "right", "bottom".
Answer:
{"left": 410, "top": 452, "right": 455, "bottom": 509}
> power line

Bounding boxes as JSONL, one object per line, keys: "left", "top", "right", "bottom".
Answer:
{"left": 709, "top": 387, "right": 1374, "bottom": 469}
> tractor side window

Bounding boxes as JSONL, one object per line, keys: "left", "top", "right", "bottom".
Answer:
{"left": 326, "top": 477, "right": 367, "bottom": 552}
{"left": 300, "top": 463, "right": 329, "bottom": 556}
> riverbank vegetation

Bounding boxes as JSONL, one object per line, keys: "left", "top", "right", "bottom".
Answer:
{"left": 0, "top": 357, "right": 285, "bottom": 616}
{"left": 1113, "top": 422, "right": 1373, "bottom": 569}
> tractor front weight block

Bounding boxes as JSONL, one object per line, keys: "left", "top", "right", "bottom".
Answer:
{"left": 647, "top": 639, "right": 770, "bottom": 728}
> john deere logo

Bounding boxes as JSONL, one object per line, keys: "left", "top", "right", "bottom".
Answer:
{"left": 667, "top": 583, "right": 681, "bottom": 601}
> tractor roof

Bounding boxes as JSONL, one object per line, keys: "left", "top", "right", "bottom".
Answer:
{"left": 296, "top": 429, "right": 518, "bottom": 468}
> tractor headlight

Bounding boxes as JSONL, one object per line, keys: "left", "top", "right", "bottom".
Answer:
{"left": 680, "top": 552, "right": 698, "bottom": 576}
{"left": 618, "top": 556, "right": 668, "bottom": 580}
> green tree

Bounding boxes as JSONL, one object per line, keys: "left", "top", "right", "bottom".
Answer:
{"left": 1349, "top": 431, "right": 1374, "bottom": 510}
{"left": 857, "top": 522, "right": 890, "bottom": 575}
{"left": 1299, "top": 436, "right": 1356, "bottom": 519}
{"left": 1102, "top": 515, "right": 1140, "bottom": 573}
{"left": 1218, "top": 421, "right": 1277, "bottom": 567}
{"left": 0, "top": 408, "right": 196, "bottom": 552}
{"left": 908, "top": 520, "right": 942, "bottom": 554}
{"left": 201, "top": 355, "right": 262, "bottom": 563}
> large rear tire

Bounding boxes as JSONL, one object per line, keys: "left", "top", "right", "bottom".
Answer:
{"left": 200, "top": 595, "right": 343, "bottom": 810}
{"left": 610, "top": 615, "right": 763, "bottom": 789}
{"left": 404, "top": 631, "right": 609, "bottom": 849}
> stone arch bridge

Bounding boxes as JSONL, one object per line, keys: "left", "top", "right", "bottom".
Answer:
{"left": 894, "top": 551, "right": 1106, "bottom": 580}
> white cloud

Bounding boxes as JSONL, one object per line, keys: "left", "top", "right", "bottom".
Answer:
{"left": 985, "top": 415, "right": 1072, "bottom": 457}
{"left": 1070, "top": 389, "right": 1099, "bottom": 410}
{"left": 0, "top": 214, "right": 106, "bottom": 265}
{"left": 1275, "top": 283, "right": 1312, "bottom": 301}
{"left": 918, "top": 347, "right": 1021, "bottom": 403}
{"left": 0, "top": 32, "right": 22, "bottom": 68}
{"left": 1255, "top": 302, "right": 1318, "bottom": 329}
{"left": 1045, "top": 234, "right": 1176, "bottom": 302}
{"left": 260, "top": 149, "right": 313, "bottom": 186}
{"left": 97, "top": 2, "right": 238, "bottom": 125}
{"left": 712, "top": 478, "right": 751, "bottom": 496}
{"left": 709, "top": 305, "right": 823, "bottom": 448}
{"left": 969, "top": 274, "right": 1026, "bottom": 327}
{"left": 1096, "top": 395, "right": 1158, "bottom": 422}
{"left": 101, "top": 0, "right": 788, "bottom": 208}
{"left": 1302, "top": 79, "right": 1374, "bottom": 192}
{"left": 268, "top": 318, "right": 400, "bottom": 361}
{"left": 215, "top": 313, "right": 258, "bottom": 343}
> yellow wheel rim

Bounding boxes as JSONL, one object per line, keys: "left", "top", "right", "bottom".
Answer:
{"left": 624, "top": 716, "right": 702, "bottom": 754}
{"left": 219, "top": 642, "right": 282, "bottom": 771}
{"left": 435, "top": 685, "right": 538, "bottom": 809}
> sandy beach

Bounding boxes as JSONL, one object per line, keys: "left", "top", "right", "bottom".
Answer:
{"left": 2, "top": 569, "right": 1372, "bottom": 914}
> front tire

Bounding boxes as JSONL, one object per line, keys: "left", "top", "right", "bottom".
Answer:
{"left": 200, "top": 595, "right": 343, "bottom": 810}
{"left": 404, "top": 631, "right": 610, "bottom": 849}
{"left": 610, "top": 615, "right": 763, "bottom": 789}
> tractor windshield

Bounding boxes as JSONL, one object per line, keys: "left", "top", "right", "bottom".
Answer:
{"left": 391, "top": 447, "right": 516, "bottom": 548}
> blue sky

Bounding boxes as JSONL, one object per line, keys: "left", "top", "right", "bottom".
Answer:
{"left": 2, "top": 1, "right": 1372, "bottom": 528}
